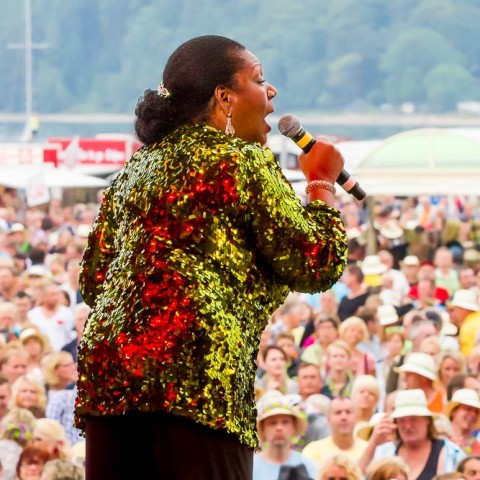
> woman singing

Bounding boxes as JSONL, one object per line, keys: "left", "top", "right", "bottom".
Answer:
{"left": 75, "top": 35, "right": 347, "bottom": 479}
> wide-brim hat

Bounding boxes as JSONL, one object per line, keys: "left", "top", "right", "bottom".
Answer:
{"left": 19, "top": 327, "right": 50, "bottom": 352}
{"left": 362, "top": 255, "right": 388, "bottom": 275}
{"left": 391, "top": 389, "right": 433, "bottom": 419}
{"left": 356, "top": 412, "right": 385, "bottom": 441}
{"left": 377, "top": 304, "right": 399, "bottom": 326}
{"left": 256, "top": 393, "right": 308, "bottom": 442}
{"left": 444, "top": 388, "right": 480, "bottom": 429}
{"left": 380, "top": 220, "right": 404, "bottom": 240}
{"left": 448, "top": 289, "right": 480, "bottom": 312}
{"left": 395, "top": 352, "right": 437, "bottom": 381}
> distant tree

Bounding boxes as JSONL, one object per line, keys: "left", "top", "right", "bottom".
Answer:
{"left": 424, "top": 64, "right": 480, "bottom": 111}
{"left": 380, "top": 28, "right": 465, "bottom": 106}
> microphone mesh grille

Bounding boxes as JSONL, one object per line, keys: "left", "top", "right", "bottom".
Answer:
{"left": 278, "top": 114, "right": 301, "bottom": 138}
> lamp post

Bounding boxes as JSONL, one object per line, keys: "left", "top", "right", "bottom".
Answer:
{"left": 7, "top": 0, "right": 48, "bottom": 141}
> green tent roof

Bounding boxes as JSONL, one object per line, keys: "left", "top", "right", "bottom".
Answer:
{"left": 358, "top": 128, "right": 480, "bottom": 169}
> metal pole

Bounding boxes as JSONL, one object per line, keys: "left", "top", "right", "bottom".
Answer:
{"left": 25, "top": 0, "right": 32, "bottom": 120}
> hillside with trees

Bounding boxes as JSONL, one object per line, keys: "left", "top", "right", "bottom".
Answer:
{"left": 2, "top": 0, "right": 480, "bottom": 116}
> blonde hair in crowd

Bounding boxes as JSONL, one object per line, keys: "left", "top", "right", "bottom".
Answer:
{"left": 318, "top": 453, "right": 363, "bottom": 480}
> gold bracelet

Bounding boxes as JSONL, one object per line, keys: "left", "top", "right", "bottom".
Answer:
{"left": 305, "top": 180, "right": 336, "bottom": 195}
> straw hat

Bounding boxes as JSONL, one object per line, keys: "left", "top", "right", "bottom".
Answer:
{"left": 391, "top": 389, "right": 433, "bottom": 418}
{"left": 448, "top": 289, "right": 480, "bottom": 312}
{"left": 377, "top": 304, "right": 399, "bottom": 326}
{"left": 361, "top": 255, "right": 388, "bottom": 275}
{"left": 444, "top": 388, "right": 480, "bottom": 429}
{"left": 356, "top": 412, "right": 385, "bottom": 441}
{"left": 395, "top": 352, "right": 437, "bottom": 381}
{"left": 19, "top": 327, "right": 50, "bottom": 352}
{"left": 256, "top": 392, "right": 308, "bottom": 442}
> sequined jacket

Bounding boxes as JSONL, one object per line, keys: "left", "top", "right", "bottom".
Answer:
{"left": 75, "top": 124, "right": 347, "bottom": 448}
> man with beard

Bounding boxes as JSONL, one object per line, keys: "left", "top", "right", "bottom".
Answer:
{"left": 254, "top": 393, "right": 316, "bottom": 479}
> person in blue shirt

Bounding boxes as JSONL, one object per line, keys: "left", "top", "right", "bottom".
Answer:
{"left": 254, "top": 392, "right": 317, "bottom": 479}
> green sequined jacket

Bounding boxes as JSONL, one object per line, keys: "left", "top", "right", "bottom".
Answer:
{"left": 75, "top": 124, "right": 347, "bottom": 448}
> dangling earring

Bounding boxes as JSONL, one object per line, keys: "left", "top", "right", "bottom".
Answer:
{"left": 225, "top": 111, "right": 235, "bottom": 136}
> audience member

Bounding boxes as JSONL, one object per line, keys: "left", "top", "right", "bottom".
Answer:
{"left": 0, "top": 373, "right": 10, "bottom": 420}
{"left": 61, "top": 303, "right": 89, "bottom": 364}
{"left": 457, "top": 456, "right": 480, "bottom": 480}
{"left": 365, "top": 456, "right": 409, "bottom": 480}
{"left": 42, "top": 352, "right": 77, "bottom": 402}
{"left": 15, "top": 446, "right": 51, "bottom": 480}
{"left": 338, "top": 316, "right": 376, "bottom": 376}
{"left": 444, "top": 389, "right": 480, "bottom": 455}
{"left": 19, "top": 328, "right": 50, "bottom": 383}
{"left": 317, "top": 453, "right": 363, "bottom": 480}
{"left": 350, "top": 375, "right": 381, "bottom": 426}
{"left": 8, "top": 375, "right": 47, "bottom": 417}
{"left": 253, "top": 392, "right": 316, "bottom": 480}
{"left": 301, "top": 315, "right": 339, "bottom": 373}
{"left": 27, "top": 284, "right": 74, "bottom": 352}
{"left": 396, "top": 351, "right": 445, "bottom": 413}
{"left": 448, "top": 290, "right": 480, "bottom": 356}
{"left": 359, "top": 389, "right": 465, "bottom": 478}
{"left": 302, "top": 396, "right": 368, "bottom": 465}
{"left": 0, "top": 347, "right": 28, "bottom": 384}
{"left": 275, "top": 331, "right": 301, "bottom": 379}
{"left": 255, "top": 346, "right": 297, "bottom": 399}
{"left": 320, "top": 341, "right": 354, "bottom": 399}
{"left": 337, "top": 264, "right": 369, "bottom": 321}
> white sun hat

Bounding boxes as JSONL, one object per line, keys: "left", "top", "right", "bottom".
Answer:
{"left": 379, "top": 220, "right": 404, "bottom": 240}
{"left": 444, "top": 388, "right": 480, "bottom": 429}
{"left": 402, "top": 255, "right": 420, "bottom": 266}
{"left": 377, "top": 304, "right": 399, "bottom": 326}
{"left": 395, "top": 352, "right": 437, "bottom": 381}
{"left": 361, "top": 255, "right": 388, "bottom": 275}
{"left": 391, "top": 389, "right": 433, "bottom": 418}
{"left": 448, "top": 289, "right": 480, "bottom": 312}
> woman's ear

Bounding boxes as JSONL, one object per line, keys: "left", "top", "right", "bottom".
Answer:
{"left": 213, "top": 85, "right": 232, "bottom": 115}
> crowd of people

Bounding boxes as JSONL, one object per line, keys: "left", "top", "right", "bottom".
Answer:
{"left": 0, "top": 192, "right": 95, "bottom": 480}
{"left": 1, "top": 184, "right": 480, "bottom": 480}
{"left": 252, "top": 193, "right": 480, "bottom": 479}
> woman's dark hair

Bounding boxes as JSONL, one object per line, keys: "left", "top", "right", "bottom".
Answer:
{"left": 262, "top": 345, "right": 288, "bottom": 363}
{"left": 135, "top": 35, "right": 246, "bottom": 144}
{"left": 457, "top": 455, "right": 480, "bottom": 474}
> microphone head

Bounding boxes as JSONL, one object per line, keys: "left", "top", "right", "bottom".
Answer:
{"left": 278, "top": 114, "right": 302, "bottom": 138}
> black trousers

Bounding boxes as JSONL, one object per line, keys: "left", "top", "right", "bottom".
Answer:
{"left": 85, "top": 411, "right": 253, "bottom": 480}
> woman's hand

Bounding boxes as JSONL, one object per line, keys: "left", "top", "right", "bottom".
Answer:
{"left": 297, "top": 140, "right": 345, "bottom": 183}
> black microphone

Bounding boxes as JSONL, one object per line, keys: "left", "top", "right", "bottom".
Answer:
{"left": 278, "top": 113, "right": 366, "bottom": 201}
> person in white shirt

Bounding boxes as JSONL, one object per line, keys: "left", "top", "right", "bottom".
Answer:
{"left": 27, "top": 283, "right": 74, "bottom": 351}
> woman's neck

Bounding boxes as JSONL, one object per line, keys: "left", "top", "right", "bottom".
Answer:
{"left": 356, "top": 407, "right": 373, "bottom": 422}
{"left": 330, "top": 369, "right": 347, "bottom": 384}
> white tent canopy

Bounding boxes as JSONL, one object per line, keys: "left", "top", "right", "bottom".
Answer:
{"left": 0, "top": 166, "right": 109, "bottom": 189}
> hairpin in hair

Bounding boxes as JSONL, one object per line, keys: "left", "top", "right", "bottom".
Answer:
{"left": 157, "top": 82, "right": 171, "bottom": 98}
